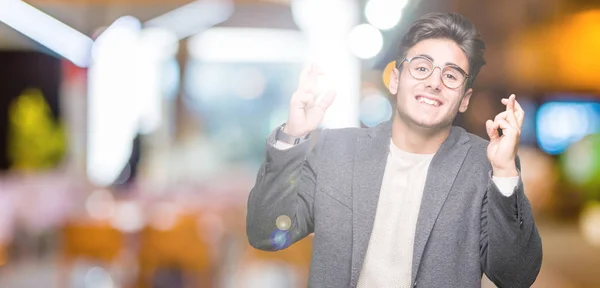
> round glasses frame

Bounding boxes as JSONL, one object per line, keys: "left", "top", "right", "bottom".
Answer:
{"left": 397, "top": 56, "right": 470, "bottom": 89}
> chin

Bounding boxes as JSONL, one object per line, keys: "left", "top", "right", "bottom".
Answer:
{"left": 396, "top": 108, "right": 452, "bottom": 131}
{"left": 412, "top": 116, "right": 453, "bottom": 130}
{"left": 414, "top": 121, "right": 443, "bottom": 130}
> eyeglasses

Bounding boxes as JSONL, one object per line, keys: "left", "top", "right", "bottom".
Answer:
{"left": 398, "top": 56, "right": 470, "bottom": 89}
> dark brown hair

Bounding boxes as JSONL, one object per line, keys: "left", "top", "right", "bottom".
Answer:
{"left": 397, "top": 12, "right": 486, "bottom": 89}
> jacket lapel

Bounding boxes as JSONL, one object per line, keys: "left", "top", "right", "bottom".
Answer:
{"left": 350, "top": 121, "right": 392, "bottom": 287}
{"left": 410, "top": 126, "right": 471, "bottom": 284}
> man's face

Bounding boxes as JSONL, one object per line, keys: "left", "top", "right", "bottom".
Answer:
{"left": 388, "top": 38, "right": 473, "bottom": 131}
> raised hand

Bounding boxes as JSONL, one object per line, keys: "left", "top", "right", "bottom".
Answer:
{"left": 283, "top": 64, "right": 337, "bottom": 137}
{"left": 485, "top": 94, "right": 524, "bottom": 177}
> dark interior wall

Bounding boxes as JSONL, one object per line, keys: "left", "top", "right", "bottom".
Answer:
{"left": 0, "top": 50, "right": 61, "bottom": 171}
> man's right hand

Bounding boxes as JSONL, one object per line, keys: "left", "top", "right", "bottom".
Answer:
{"left": 283, "top": 64, "right": 337, "bottom": 137}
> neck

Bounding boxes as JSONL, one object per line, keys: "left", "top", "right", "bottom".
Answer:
{"left": 391, "top": 114, "right": 451, "bottom": 154}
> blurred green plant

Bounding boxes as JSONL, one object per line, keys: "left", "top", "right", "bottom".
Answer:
{"left": 560, "top": 133, "right": 600, "bottom": 202}
{"left": 7, "top": 88, "right": 66, "bottom": 171}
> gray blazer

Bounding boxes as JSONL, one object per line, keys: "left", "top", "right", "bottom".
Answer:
{"left": 246, "top": 120, "right": 542, "bottom": 288}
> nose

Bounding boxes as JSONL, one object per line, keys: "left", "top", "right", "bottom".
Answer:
{"left": 425, "top": 67, "right": 443, "bottom": 90}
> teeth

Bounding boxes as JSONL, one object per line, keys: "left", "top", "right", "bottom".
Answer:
{"left": 418, "top": 96, "right": 440, "bottom": 106}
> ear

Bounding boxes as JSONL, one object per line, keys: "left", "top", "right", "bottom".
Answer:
{"left": 458, "top": 88, "right": 472, "bottom": 113}
{"left": 388, "top": 68, "right": 400, "bottom": 95}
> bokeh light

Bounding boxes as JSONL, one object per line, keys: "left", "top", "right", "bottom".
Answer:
{"left": 579, "top": 202, "right": 600, "bottom": 248}
{"left": 360, "top": 93, "right": 393, "bottom": 127}
{"left": 555, "top": 10, "right": 600, "bottom": 91}
{"left": 232, "top": 67, "right": 267, "bottom": 99}
{"left": 85, "top": 189, "right": 116, "bottom": 220}
{"left": 148, "top": 202, "right": 179, "bottom": 231}
{"left": 109, "top": 201, "right": 145, "bottom": 233}
{"left": 276, "top": 215, "right": 292, "bottom": 231}
{"left": 561, "top": 134, "right": 600, "bottom": 195}
{"left": 84, "top": 266, "right": 115, "bottom": 288}
{"left": 536, "top": 101, "right": 600, "bottom": 155}
{"left": 270, "top": 229, "right": 291, "bottom": 250}
{"left": 365, "top": 0, "right": 407, "bottom": 30}
{"left": 382, "top": 60, "right": 396, "bottom": 90}
{"left": 348, "top": 24, "right": 383, "bottom": 59}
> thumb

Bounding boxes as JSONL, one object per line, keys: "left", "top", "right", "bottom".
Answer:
{"left": 317, "top": 91, "right": 336, "bottom": 112}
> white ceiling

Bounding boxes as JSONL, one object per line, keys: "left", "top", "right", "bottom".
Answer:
{"left": 0, "top": 3, "right": 186, "bottom": 49}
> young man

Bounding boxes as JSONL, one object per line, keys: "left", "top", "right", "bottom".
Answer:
{"left": 246, "top": 12, "right": 542, "bottom": 288}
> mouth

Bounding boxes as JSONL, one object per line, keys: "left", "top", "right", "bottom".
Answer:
{"left": 415, "top": 95, "right": 442, "bottom": 107}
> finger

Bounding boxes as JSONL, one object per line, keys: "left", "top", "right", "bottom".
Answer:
{"left": 506, "top": 94, "right": 516, "bottom": 112}
{"left": 494, "top": 110, "right": 510, "bottom": 120}
{"left": 292, "top": 91, "right": 316, "bottom": 109}
{"left": 501, "top": 97, "right": 524, "bottom": 128}
{"left": 513, "top": 99, "right": 525, "bottom": 127}
{"left": 497, "top": 103, "right": 518, "bottom": 129}
{"left": 316, "top": 91, "right": 337, "bottom": 111}
{"left": 506, "top": 107, "right": 519, "bottom": 129}
{"left": 486, "top": 119, "right": 499, "bottom": 141}
{"left": 298, "top": 64, "right": 324, "bottom": 94}
{"left": 501, "top": 97, "right": 515, "bottom": 110}
{"left": 496, "top": 118, "right": 511, "bottom": 129}
{"left": 495, "top": 118, "right": 517, "bottom": 137}
{"left": 501, "top": 95, "right": 516, "bottom": 111}
{"left": 512, "top": 98, "right": 523, "bottom": 112}
{"left": 494, "top": 110, "right": 514, "bottom": 128}
{"left": 297, "top": 65, "right": 312, "bottom": 90}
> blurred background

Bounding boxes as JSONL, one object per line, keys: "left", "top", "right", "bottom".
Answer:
{"left": 0, "top": 0, "right": 599, "bottom": 287}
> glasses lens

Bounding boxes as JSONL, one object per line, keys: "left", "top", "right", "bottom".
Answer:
{"left": 441, "top": 66, "right": 466, "bottom": 89}
{"left": 408, "top": 57, "right": 433, "bottom": 80}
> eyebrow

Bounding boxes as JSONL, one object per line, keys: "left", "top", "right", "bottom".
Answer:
{"left": 414, "top": 53, "right": 469, "bottom": 75}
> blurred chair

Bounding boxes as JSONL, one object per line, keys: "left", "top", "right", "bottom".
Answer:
{"left": 59, "top": 221, "right": 125, "bottom": 287}
{"left": 136, "top": 212, "right": 217, "bottom": 288}
{"left": 0, "top": 243, "right": 7, "bottom": 267}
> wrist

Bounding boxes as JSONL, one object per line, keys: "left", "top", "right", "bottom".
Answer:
{"left": 492, "top": 167, "right": 519, "bottom": 178}
{"left": 278, "top": 123, "right": 311, "bottom": 145}
{"left": 282, "top": 123, "right": 309, "bottom": 138}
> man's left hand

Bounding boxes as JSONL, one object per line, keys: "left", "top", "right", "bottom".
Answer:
{"left": 485, "top": 94, "right": 524, "bottom": 177}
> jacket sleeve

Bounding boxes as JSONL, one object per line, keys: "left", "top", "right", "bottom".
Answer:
{"left": 246, "top": 125, "right": 327, "bottom": 251}
{"left": 480, "top": 156, "right": 543, "bottom": 287}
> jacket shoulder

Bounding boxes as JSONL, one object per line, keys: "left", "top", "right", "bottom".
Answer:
{"left": 466, "top": 131, "right": 490, "bottom": 149}
{"left": 323, "top": 126, "right": 365, "bottom": 139}
{"left": 463, "top": 130, "right": 493, "bottom": 170}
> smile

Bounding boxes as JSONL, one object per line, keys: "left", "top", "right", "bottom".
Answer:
{"left": 416, "top": 96, "right": 441, "bottom": 107}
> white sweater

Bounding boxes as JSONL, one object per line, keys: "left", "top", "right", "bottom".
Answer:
{"left": 357, "top": 140, "right": 434, "bottom": 288}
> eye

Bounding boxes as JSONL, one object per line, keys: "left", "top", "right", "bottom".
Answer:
{"left": 443, "top": 67, "right": 464, "bottom": 81}
{"left": 444, "top": 73, "right": 457, "bottom": 80}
